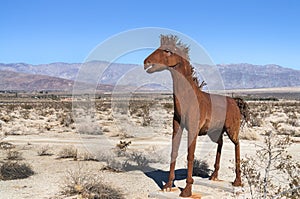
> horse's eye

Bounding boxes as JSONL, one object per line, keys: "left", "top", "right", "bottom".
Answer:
{"left": 164, "top": 49, "right": 173, "bottom": 54}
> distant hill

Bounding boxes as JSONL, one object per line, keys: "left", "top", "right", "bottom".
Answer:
{"left": 0, "top": 70, "right": 74, "bottom": 91}
{"left": 0, "top": 62, "right": 300, "bottom": 90}
{"left": 216, "top": 63, "right": 300, "bottom": 89}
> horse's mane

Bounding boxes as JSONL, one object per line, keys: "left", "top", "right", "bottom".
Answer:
{"left": 160, "top": 34, "right": 201, "bottom": 88}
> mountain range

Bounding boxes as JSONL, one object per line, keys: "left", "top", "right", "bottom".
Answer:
{"left": 0, "top": 62, "right": 300, "bottom": 91}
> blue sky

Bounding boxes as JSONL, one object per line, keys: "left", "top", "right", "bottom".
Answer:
{"left": 1, "top": 0, "right": 300, "bottom": 69}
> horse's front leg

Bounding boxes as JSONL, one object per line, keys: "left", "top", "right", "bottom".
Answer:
{"left": 180, "top": 130, "right": 197, "bottom": 197}
{"left": 163, "top": 116, "right": 183, "bottom": 191}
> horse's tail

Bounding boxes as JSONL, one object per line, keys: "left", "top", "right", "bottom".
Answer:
{"left": 234, "top": 97, "right": 250, "bottom": 126}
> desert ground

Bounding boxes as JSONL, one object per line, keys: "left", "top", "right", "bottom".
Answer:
{"left": 0, "top": 92, "right": 299, "bottom": 199}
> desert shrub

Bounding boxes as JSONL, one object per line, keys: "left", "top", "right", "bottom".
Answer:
{"left": 163, "top": 102, "right": 173, "bottom": 111}
{"left": 127, "top": 151, "right": 150, "bottom": 168}
{"left": 0, "top": 142, "right": 15, "bottom": 150}
{"left": 81, "top": 152, "right": 98, "bottom": 162}
{"left": 58, "top": 146, "right": 78, "bottom": 160}
{"left": 6, "top": 150, "right": 23, "bottom": 160}
{"left": 241, "top": 132, "right": 300, "bottom": 198}
{"left": 116, "top": 141, "right": 131, "bottom": 152}
{"left": 59, "top": 112, "right": 74, "bottom": 127}
{"left": 239, "top": 128, "right": 260, "bottom": 140}
{"left": 37, "top": 145, "right": 52, "bottom": 156}
{"left": 128, "top": 150, "right": 164, "bottom": 170}
{"left": 61, "top": 167, "right": 124, "bottom": 199}
{"left": 76, "top": 119, "right": 102, "bottom": 135}
{"left": 97, "top": 151, "right": 129, "bottom": 172}
{"left": 98, "top": 147, "right": 163, "bottom": 172}
{"left": 249, "top": 112, "right": 263, "bottom": 127}
{"left": 45, "top": 124, "right": 52, "bottom": 131}
{"left": 104, "top": 158, "right": 129, "bottom": 172}
{"left": 0, "top": 114, "right": 11, "bottom": 123}
{"left": 0, "top": 161, "right": 34, "bottom": 180}
{"left": 192, "top": 159, "right": 211, "bottom": 178}
{"left": 102, "top": 127, "right": 110, "bottom": 132}
{"left": 110, "top": 131, "right": 134, "bottom": 139}
{"left": 129, "top": 101, "right": 153, "bottom": 126}
{"left": 23, "top": 104, "right": 33, "bottom": 110}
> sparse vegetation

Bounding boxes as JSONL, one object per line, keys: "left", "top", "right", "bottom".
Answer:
{"left": 0, "top": 161, "right": 34, "bottom": 180}
{"left": 129, "top": 100, "right": 153, "bottom": 126}
{"left": 0, "top": 93, "right": 300, "bottom": 198}
{"left": 0, "top": 142, "right": 15, "bottom": 150}
{"left": 6, "top": 150, "right": 23, "bottom": 160}
{"left": 58, "top": 146, "right": 78, "bottom": 160}
{"left": 127, "top": 151, "right": 150, "bottom": 168}
{"left": 37, "top": 145, "right": 53, "bottom": 156}
{"left": 116, "top": 140, "right": 131, "bottom": 152}
{"left": 163, "top": 102, "right": 173, "bottom": 110}
{"left": 192, "top": 159, "right": 211, "bottom": 178}
{"left": 241, "top": 132, "right": 300, "bottom": 199}
{"left": 97, "top": 141, "right": 164, "bottom": 172}
{"left": 61, "top": 166, "right": 124, "bottom": 199}
{"left": 81, "top": 152, "right": 98, "bottom": 162}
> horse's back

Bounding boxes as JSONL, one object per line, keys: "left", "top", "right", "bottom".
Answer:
{"left": 199, "top": 91, "right": 241, "bottom": 131}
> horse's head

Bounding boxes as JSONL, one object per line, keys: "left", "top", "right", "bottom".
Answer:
{"left": 144, "top": 35, "right": 189, "bottom": 73}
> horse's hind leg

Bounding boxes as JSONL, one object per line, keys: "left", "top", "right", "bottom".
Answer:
{"left": 227, "top": 129, "right": 242, "bottom": 186}
{"left": 232, "top": 140, "right": 242, "bottom": 186}
{"left": 210, "top": 133, "right": 223, "bottom": 181}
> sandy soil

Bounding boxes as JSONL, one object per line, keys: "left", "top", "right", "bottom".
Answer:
{"left": 0, "top": 97, "right": 299, "bottom": 198}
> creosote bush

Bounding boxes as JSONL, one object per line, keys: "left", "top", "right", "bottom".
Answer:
{"left": 81, "top": 152, "right": 99, "bottom": 162}
{"left": 61, "top": 166, "right": 124, "bottom": 199}
{"left": 0, "top": 161, "right": 34, "bottom": 180}
{"left": 241, "top": 132, "right": 300, "bottom": 199}
{"left": 58, "top": 146, "right": 78, "bottom": 160}
{"left": 98, "top": 141, "right": 164, "bottom": 172}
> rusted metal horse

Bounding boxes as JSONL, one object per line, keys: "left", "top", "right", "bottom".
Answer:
{"left": 144, "top": 35, "right": 249, "bottom": 197}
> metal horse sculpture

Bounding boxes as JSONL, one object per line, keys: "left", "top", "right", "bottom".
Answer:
{"left": 144, "top": 35, "right": 249, "bottom": 197}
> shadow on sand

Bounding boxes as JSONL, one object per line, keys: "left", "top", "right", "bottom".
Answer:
{"left": 144, "top": 169, "right": 188, "bottom": 189}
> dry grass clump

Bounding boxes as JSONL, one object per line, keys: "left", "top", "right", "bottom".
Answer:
{"left": 6, "top": 150, "right": 23, "bottom": 160}
{"left": 57, "top": 146, "right": 78, "bottom": 160}
{"left": 110, "top": 131, "right": 134, "bottom": 139}
{"left": 76, "top": 120, "right": 102, "bottom": 135}
{"left": 192, "top": 159, "right": 211, "bottom": 178}
{"left": 0, "top": 114, "right": 11, "bottom": 123}
{"left": 98, "top": 141, "right": 164, "bottom": 172}
{"left": 37, "top": 145, "right": 53, "bottom": 156}
{"left": 129, "top": 101, "right": 153, "bottom": 126}
{"left": 0, "top": 161, "right": 34, "bottom": 180}
{"left": 61, "top": 167, "right": 124, "bottom": 199}
{"left": 81, "top": 152, "right": 99, "bottom": 162}
{"left": 126, "top": 151, "right": 151, "bottom": 168}
{"left": 162, "top": 102, "right": 173, "bottom": 111}
{"left": 58, "top": 112, "right": 74, "bottom": 127}
{"left": 0, "top": 142, "right": 15, "bottom": 150}
{"left": 239, "top": 128, "right": 260, "bottom": 140}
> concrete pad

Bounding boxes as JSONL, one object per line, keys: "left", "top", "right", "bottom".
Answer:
{"left": 148, "top": 188, "right": 204, "bottom": 199}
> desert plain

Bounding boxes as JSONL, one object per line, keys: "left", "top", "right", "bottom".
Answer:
{"left": 0, "top": 90, "right": 299, "bottom": 199}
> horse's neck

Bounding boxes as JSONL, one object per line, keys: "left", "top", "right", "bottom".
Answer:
{"left": 170, "top": 63, "right": 198, "bottom": 101}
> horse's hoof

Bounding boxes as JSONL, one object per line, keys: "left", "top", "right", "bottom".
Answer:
{"left": 209, "top": 172, "right": 219, "bottom": 181}
{"left": 162, "top": 182, "right": 173, "bottom": 192}
{"left": 232, "top": 178, "right": 242, "bottom": 186}
{"left": 179, "top": 184, "right": 192, "bottom": 197}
